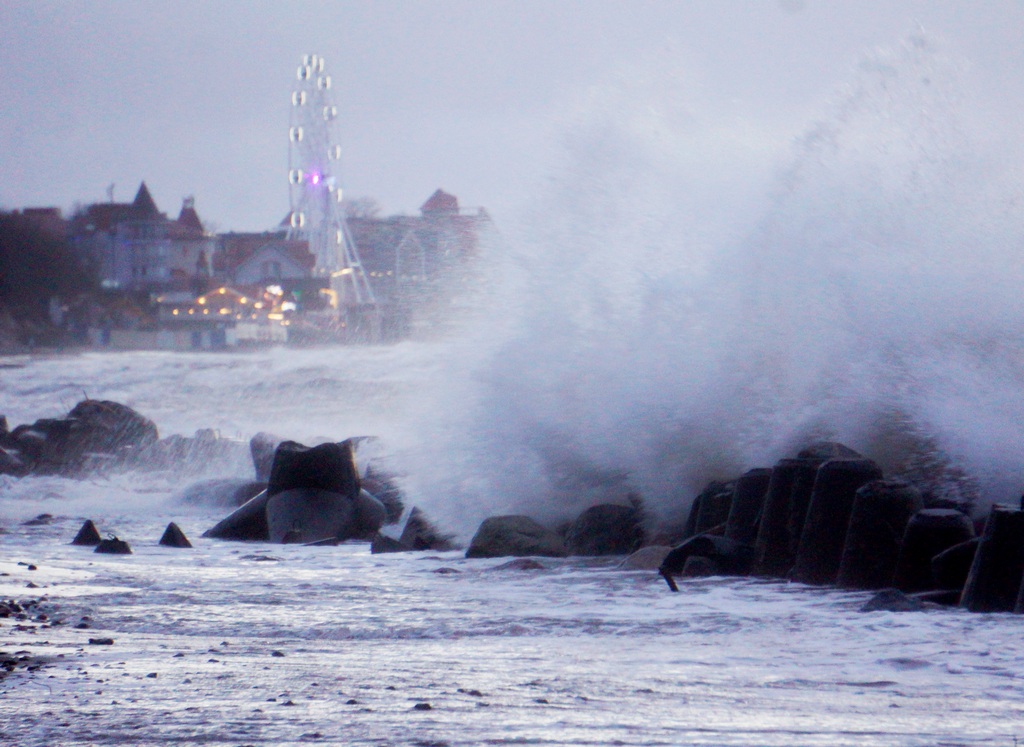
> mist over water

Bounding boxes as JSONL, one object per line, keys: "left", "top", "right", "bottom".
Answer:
{"left": 407, "top": 34, "right": 1024, "bottom": 537}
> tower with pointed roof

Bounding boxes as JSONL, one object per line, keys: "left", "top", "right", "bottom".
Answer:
{"left": 70, "top": 182, "right": 217, "bottom": 293}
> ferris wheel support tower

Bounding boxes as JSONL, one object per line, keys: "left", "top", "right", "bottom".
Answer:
{"left": 286, "top": 54, "right": 376, "bottom": 311}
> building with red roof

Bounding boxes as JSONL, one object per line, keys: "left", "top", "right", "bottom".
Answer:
{"left": 70, "top": 183, "right": 217, "bottom": 294}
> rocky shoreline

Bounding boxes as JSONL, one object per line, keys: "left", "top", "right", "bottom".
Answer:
{"left": 4, "top": 398, "right": 1024, "bottom": 619}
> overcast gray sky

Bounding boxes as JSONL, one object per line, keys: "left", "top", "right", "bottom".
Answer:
{"left": 1, "top": 1, "right": 1022, "bottom": 231}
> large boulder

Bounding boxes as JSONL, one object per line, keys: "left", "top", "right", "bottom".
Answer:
{"left": 565, "top": 503, "right": 644, "bottom": 556}
{"left": 465, "top": 515, "right": 567, "bottom": 559}
{"left": 3, "top": 399, "right": 158, "bottom": 476}
{"left": 65, "top": 399, "right": 159, "bottom": 454}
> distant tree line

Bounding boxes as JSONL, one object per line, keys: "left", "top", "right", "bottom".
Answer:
{"left": 0, "top": 210, "right": 97, "bottom": 320}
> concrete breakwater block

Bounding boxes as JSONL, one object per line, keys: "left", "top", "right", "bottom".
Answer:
{"left": 71, "top": 519, "right": 102, "bottom": 546}
{"left": 658, "top": 534, "right": 755, "bottom": 591}
{"left": 686, "top": 482, "right": 734, "bottom": 538}
{"left": 931, "top": 538, "right": 979, "bottom": 592}
{"left": 266, "top": 487, "right": 356, "bottom": 544}
{"left": 249, "top": 431, "right": 282, "bottom": 482}
{"left": 959, "top": 505, "right": 1024, "bottom": 613}
{"left": 836, "top": 480, "right": 922, "bottom": 590}
{"left": 791, "top": 458, "right": 883, "bottom": 586}
{"left": 203, "top": 489, "right": 271, "bottom": 541}
{"left": 754, "top": 458, "right": 818, "bottom": 577}
{"left": 892, "top": 509, "right": 975, "bottom": 593}
{"left": 203, "top": 438, "right": 383, "bottom": 544}
{"left": 268, "top": 440, "right": 360, "bottom": 498}
{"left": 724, "top": 468, "right": 772, "bottom": 546}
{"left": 159, "top": 522, "right": 192, "bottom": 548}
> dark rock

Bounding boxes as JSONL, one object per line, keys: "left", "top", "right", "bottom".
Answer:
{"left": 88, "top": 638, "right": 115, "bottom": 645}
{"left": 491, "top": 558, "right": 547, "bottom": 571}
{"left": 249, "top": 432, "right": 282, "bottom": 482}
{"left": 66, "top": 399, "right": 158, "bottom": 453}
{"left": 71, "top": 520, "right": 102, "bottom": 546}
{"left": 400, "top": 507, "right": 456, "bottom": 551}
{"left": 203, "top": 489, "right": 271, "bottom": 541}
{"left": 0, "top": 445, "right": 29, "bottom": 476}
{"left": 159, "top": 522, "right": 192, "bottom": 548}
{"left": 931, "top": 538, "right": 979, "bottom": 591}
{"left": 724, "top": 468, "right": 772, "bottom": 546}
{"left": 893, "top": 508, "right": 975, "bottom": 593}
{"left": 859, "top": 588, "right": 926, "bottom": 612}
{"left": 177, "top": 478, "right": 266, "bottom": 508}
{"left": 370, "top": 533, "right": 412, "bottom": 554}
{"left": 22, "top": 513, "right": 53, "bottom": 526}
{"left": 7, "top": 400, "right": 157, "bottom": 476}
{"left": 412, "top": 702, "right": 432, "bottom": 711}
{"left": 958, "top": 505, "right": 1024, "bottom": 612}
{"left": 95, "top": 537, "right": 132, "bottom": 554}
{"left": 791, "top": 458, "right": 883, "bottom": 586}
{"left": 836, "top": 480, "right": 923, "bottom": 590}
{"left": 565, "top": 503, "right": 644, "bottom": 556}
{"left": 465, "top": 515, "right": 567, "bottom": 559}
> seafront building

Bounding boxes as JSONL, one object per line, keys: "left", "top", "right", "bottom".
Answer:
{"left": 20, "top": 182, "right": 491, "bottom": 348}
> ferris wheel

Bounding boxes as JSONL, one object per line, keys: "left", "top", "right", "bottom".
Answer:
{"left": 287, "top": 54, "right": 375, "bottom": 306}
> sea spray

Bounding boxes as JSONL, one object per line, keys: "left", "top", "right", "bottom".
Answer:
{"left": 405, "top": 33, "right": 1024, "bottom": 539}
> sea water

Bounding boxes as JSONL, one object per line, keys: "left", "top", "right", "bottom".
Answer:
{"left": 3, "top": 33, "right": 1024, "bottom": 744}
